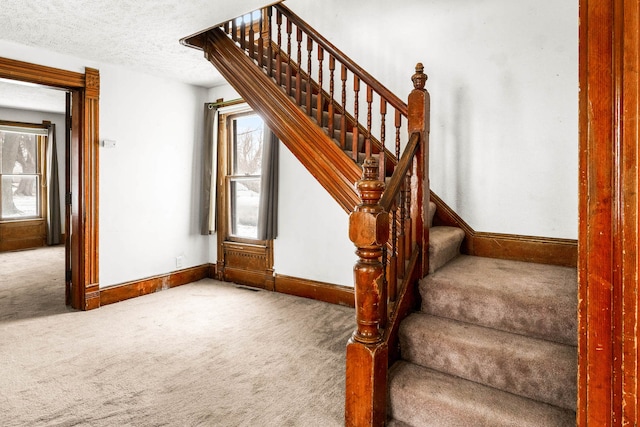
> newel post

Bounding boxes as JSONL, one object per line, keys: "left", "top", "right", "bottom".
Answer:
{"left": 345, "top": 157, "right": 389, "bottom": 427}
{"left": 408, "top": 63, "right": 430, "bottom": 276}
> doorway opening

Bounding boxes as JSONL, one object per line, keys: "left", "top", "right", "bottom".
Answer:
{"left": 0, "top": 57, "right": 100, "bottom": 310}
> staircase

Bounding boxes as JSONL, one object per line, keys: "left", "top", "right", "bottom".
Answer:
{"left": 388, "top": 204, "right": 577, "bottom": 426}
{"left": 181, "top": 5, "right": 576, "bottom": 426}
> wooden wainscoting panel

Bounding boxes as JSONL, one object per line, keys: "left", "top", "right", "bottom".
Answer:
{"left": 0, "top": 220, "right": 46, "bottom": 252}
{"left": 274, "top": 274, "right": 355, "bottom": 307}
{"left": 222, "top": 241, "right": 273, "bottom": 290}
{"left": 100, "top": 265, "right": 210, "bottom": 306}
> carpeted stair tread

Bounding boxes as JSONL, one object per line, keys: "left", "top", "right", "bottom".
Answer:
{"left": 428, "top": 201, "right": 436, "bottom": 228}
{"left": 388, "top": 361, "right": 576, "bottom": 427}
{"left": 386, "top": 419, "right": 413, "bottom": 427}
{"left": 428, "top": 226, "right": 465, "bottom": 274}
{"left": 420, "top": 255, "right": 577, "bottom": 346}
{"left": 399, "top": 313, "right": 576, "bottom": 410}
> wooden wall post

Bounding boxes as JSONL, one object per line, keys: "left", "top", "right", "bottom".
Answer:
{"left": 578, "top": 0, "right": 639, "bottom": 424}
{"left": 346, "top": 156, "right": 389, "bottom": 427}
{"left": 407, "top": 63, "right": 430, "bottom": 276}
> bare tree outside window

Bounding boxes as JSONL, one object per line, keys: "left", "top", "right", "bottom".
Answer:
{"left": 230, "top": 114, "right": 264, "bottom": 238}
{"left": 0, "top": 130, "right": 40, "bottom": 219}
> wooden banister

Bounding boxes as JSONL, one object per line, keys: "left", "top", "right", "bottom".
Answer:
{"left": 379, "top": 132, "right": 420, "bottom": 211}
{"left": 182, "top": 7, "right": 430, "bottom": 424}
{"left": 273, "top": 4, "right": 408, "bottom": 117}
{"left": 346, "top": 64, "right": 429, "bottom": 426}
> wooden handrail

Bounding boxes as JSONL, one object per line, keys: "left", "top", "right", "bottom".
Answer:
{"left": 274, "top": 4, "right": 408, "bottom": 117}
{"left": 379, "top": 132, "right": 420, "bottom": 211}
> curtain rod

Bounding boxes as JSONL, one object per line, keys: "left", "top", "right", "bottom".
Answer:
{"left": 207, "top": 98, "right": 244, "bottom": 109}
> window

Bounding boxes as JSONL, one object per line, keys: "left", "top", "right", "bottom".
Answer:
{"left": 227, "top": 113, "right": 265, "bottom": 239}
{"left": 0, "top": 125, "right": 46, "bottom": 221}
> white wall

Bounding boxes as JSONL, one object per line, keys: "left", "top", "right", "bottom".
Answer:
{"left": 208, "top": 85, "right": 356, "bottom": 286}
{"left": 285, "top": 0, "right": 579, "bottom": 239}
{"left": 0, "top": 39, "right": 211, "bottom": 288}
{"left": 0, "top": 107, "right": 66, "bottom": 232}
{"left": 98, "top": 65, "right": 210, "bottom": 287}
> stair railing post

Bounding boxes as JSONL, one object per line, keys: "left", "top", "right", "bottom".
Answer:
{"left": 345, "top": 156, "right": 389, "bottom": 427}
{"left": 407, "top": 63, "right": 430, "bottom": 276}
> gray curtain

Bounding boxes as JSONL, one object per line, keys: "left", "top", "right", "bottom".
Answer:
{"left": 201, "top": 104, "right": 218, "bottom": 235}
{"left": 257, "top": 129, "right": 279, "bottom": 240}
{"left": 46, "top": 123, "right": 62, "bottom": 245}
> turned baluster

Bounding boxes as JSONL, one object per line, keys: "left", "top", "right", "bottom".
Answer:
{"left": 256, "top": 11, "right": 263, "bottom": 67}
{"left": 340, "top": 65, "right": 348, "bottom": 149}
{"left": 295, "top": 27, "right": 302, "bottom": 105}
{"left": 403, "top": 172, "right": 412, "bottom": 259}
{"left": 275, "top": 11, "right": 282, "bottom": 86}
{"left": 352, "top": 75, "right": 360, "bottom": 162}
{"left": 389, "top": 203, "right": 398, "bottom": 302}
{"left": 379, "top": 99, "right": 387, "bottom": 182}
{"left": 266, "top": 8, "right": 273, "bottom": 77}
{"left": 231, "top": 18, "right": 238, "bottom": 43}
{"left": 240, "top": 17, "right": 247, "bottom": 50}
{"left": 306, "top": 37, "right": 313, "bottom": 115}
{"left": 365, "top": 85, "right": 373, "bottom": 158}
{"left": 328, "top": 56, "right": 336, "bottom": 136}
{"left": 349, "top": 156, "right": 389, "bottom": 344}
{"left": 316, "top": 46, "right": 324, "bottom": 125}
{"left": 224, "top": 21, "right": 230, "bottom": 36}
{"left": 248, "top": 14, "right": 255, "bottom": 59}
{"left": 286, "top": 19, "right": 293, "bottom": 96}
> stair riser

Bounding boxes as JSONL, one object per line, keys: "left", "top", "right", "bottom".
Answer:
{"left": 389, "top": 362, "right": 576, "bottom": 427}
{"left": 420, "top": 256, "right": 578, "bottom": 346}
{"left": 399, "top": 314, "right": 577, "bottom": 410}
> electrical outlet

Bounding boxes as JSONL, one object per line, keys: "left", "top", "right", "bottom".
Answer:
{"left": 176, "top": 256, "right": 184, "bottom": 269}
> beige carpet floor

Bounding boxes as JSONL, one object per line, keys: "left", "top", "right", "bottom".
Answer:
{"left": 0, "top": 246, "right": 355, "bottom": 426}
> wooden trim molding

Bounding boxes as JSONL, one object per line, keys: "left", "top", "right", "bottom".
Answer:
{"left": 98, "top": 266, "right": 354, "bottom": 311}
{"left": 274, "top": 274, "right": 355, "bottom": 307}
{"left": 430, "top": 191, "right": 578, "bottom": 267}
{"left": 0, "top": 57, "right": 86, "bottom": 89}
{"left": 0, "top": 220, "right": 46, "bottom": 252}
{"left": 578, "top": 0, "right": 640, "bottom": 425}
{"left": 200, "top": 28, "right": 361, "bottom": 213}
{"left": 0, "top": 57, "right": 100, "bottom": 311}
{"left": 100, "top": 265, "right": 210, "bottom": 306}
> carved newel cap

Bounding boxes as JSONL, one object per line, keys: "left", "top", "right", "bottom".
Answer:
{"left": 355, "top": 157, "right": 385, "bottom": 206}
{"left": 350, "top": 156, "right": 389, "bottom": 247}
{"left": 411, "top": 63, "right": 428, "bottom": 90}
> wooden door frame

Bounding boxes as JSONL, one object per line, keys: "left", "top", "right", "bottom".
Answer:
{"left": 0, "top": 57, "right": 100, "bottom": 311}
{"left": 578, "top": 0, "right": 639, "bottom": 425}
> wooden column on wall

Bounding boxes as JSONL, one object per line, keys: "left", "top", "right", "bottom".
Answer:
{"left": 82, "top": 68, "right": 100, "bottom": 309}
{"left": 0, "top": 57, "right": 100, "bottom": 311}
{"left": 578, "top": 0, "right": 639, "bottom": 425}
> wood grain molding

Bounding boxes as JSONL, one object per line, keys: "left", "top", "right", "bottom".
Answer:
{"left": 99, "top": 265, "right": 210, "bottom": 306}
{"left": 0, "top": 57, "right": 100, "bottom": 312}
{"left": 201, "top": 28, "right": 361, "bottom": 214}
{"left": 98, "top": 265, "right": 355, "bottom": 311}
{"left": 430, "top": 191, "right": 578, "bottom": 267}
{"left": 578, "top": 0, "right": 639, "bottom": 425}
{"left": 0, "top": 57, "right": 85, "bottom": 89}
{"left": 0, "top": 220, "right": 47, "bottom": 252}
{"left": 274, "top": 274, "right": 355, "bottom": 307}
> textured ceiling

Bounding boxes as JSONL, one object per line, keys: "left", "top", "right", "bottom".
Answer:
{"left": 0, "top": 0, "right": 280, "bottom": 113}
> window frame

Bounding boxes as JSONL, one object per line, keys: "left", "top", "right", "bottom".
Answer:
{"left": 0, "top": 120, "right": 48, "bottom": 223}
{"left": 223, "top": 110, "right": 266, "bottom": 244}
